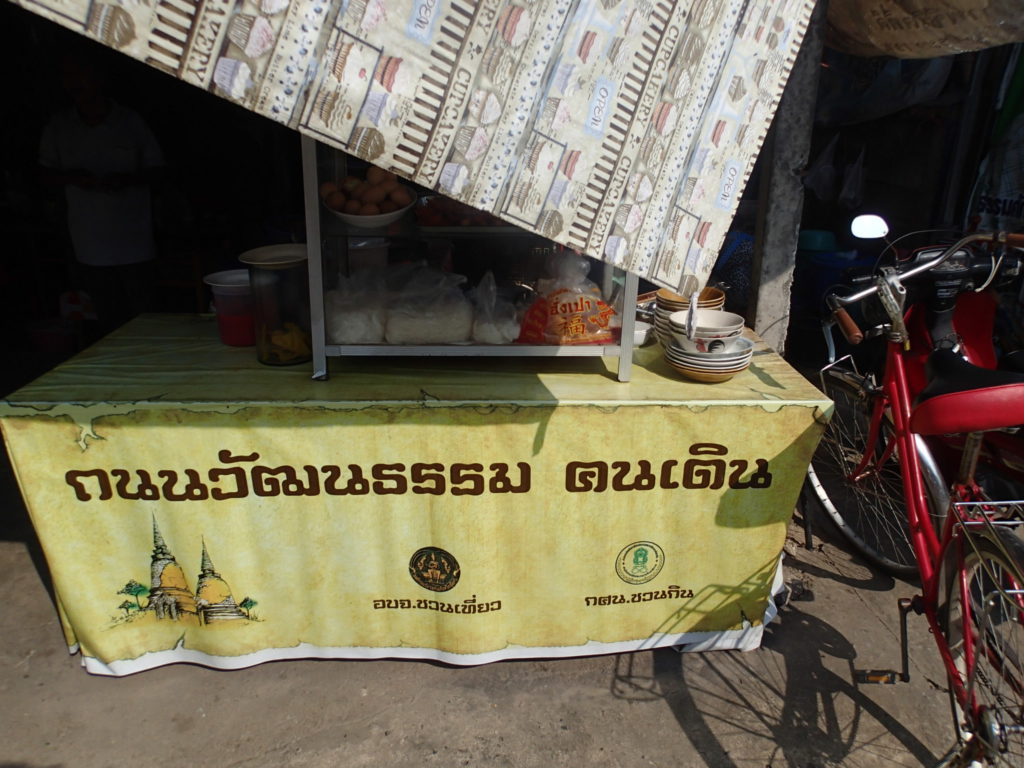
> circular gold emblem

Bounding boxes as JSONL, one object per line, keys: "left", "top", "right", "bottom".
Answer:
{"left": 615, "top": 541, "right": 665, "bottom": 585}
{"left": 409, "top": 547, "right": 461, "bottom": 592}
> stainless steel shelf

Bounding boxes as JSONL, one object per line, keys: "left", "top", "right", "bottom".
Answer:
{"left": 302, "top": 136, "right": 638, "bottom": 382}
{"left": 325, "top": 344, "right": 622, "bottom": 357}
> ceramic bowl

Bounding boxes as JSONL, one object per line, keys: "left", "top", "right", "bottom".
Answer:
{"left": 666, "top": 356, "right": 752, "bottom": 371}
{"left": 667, "top": 363, "right": 748, "bottom": 383}
{"left": 658, "top": 301, "right": 724, "bottom": 315}
{"left": 656, "top": 286, "right": 726, "bottom": 310}
{"left": 633, "top": 321, "right": 653, "bottom": 346}
{"left": 665, "top": 350, "right": 752, "bottom": 369}
{"left": 655, "top": 330, "right": 675, "bottom": 349}
{"left": 324, "top": 187, "right": 417, "bottom": 229}
{"left": 669, "top": 326, "right": 743, "bottom": 353}
{"left": 669, "top": 308, "right": 745, "bottom": 332}
{"left": 665, "top": 337, "right": 754, "bottom": 365}
{"left": 666, "top": 336, "right": 753, "bottom": 359}
{"left": 667, "top": 308, "right": 744, "bottom": 350}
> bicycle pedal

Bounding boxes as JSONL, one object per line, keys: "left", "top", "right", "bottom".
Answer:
{"left": 854, "top": 669, "right": 902, "bottom": 685}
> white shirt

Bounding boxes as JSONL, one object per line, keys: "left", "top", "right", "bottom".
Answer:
{"left": 40, "top": 103, "right": 164, "bottom": 266}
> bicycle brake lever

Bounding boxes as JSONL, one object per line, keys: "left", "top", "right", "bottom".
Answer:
{"left": 877, "top": 268, "right": 910, "bottom": 347}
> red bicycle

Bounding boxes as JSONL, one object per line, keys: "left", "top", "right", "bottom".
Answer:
{"left": 806, "top": 224, "right": 1024, "bottom": 764}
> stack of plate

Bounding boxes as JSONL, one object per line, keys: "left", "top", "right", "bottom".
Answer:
{"left": 664, "top": 336, "right": 754, "bottom": 383}
{"left": 654, "top": 287, "right": 726, "bottom": 346}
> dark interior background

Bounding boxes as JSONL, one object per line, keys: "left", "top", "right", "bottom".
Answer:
{"left": 0, "top": 2, "right": 306, "bottom": 396}
{"left": 0, "top": 1, "right": 1020, "bottom": 397}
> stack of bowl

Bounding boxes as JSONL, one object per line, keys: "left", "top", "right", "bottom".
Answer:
{"left": 663, "top": 309, "right": 752, "bottom": 383}
{"left": 664, "top": 337, "right": 755, "bottom": 382}
{"left": 654, "top": 286, "right": 725, "bottom": 346}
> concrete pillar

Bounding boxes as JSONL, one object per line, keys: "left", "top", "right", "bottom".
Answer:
{"left": 750, "top": 0, "right": 828, "bottom": 354}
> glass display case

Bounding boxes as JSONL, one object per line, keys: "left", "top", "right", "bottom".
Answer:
{"left": 301, "top": 137, "right": 639, "bottom": 381}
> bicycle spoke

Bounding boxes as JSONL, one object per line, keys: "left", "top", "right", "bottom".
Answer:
{"left": 944, "top": 531, "right": 1024, "bottom": 764}
{"left": 808, "top": 374, "right": 917, "bottom": 575}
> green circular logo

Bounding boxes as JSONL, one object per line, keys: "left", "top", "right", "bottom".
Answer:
{"left": 615, "top": 541, "right": 665, "bottom": 585}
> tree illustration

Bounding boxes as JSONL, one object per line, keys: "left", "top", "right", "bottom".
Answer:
{"left": 118, "top": 600, "right": 135, "bottom": 618}
{"left": 118, "top": 579, "right": 149, "bottom": 609}
{"left": 239, "top": 596, "right": 257, "bottom": 619}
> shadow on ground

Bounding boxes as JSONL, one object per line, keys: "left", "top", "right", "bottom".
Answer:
{"left": 0, "top": 442, "right": 55, "bottom": 606}
{"left": 610, "top": 603, "right": 941, "bottom": 767}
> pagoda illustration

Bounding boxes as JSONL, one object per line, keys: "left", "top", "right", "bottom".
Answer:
{"left": 194, "top": 540, "right": 246, "bottom": 623}
{"left": 147, "top": 516, "right": 198, "bottom": 620}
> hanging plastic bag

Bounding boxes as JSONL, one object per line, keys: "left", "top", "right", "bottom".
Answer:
{"left": 972, "top": 113, "right": 1024, "bottom": 233}
{"left": 838, "top": 145, "right": 866, "bottom": 211}
{"left": 803, "top": 134, "right": 838, "bottom": 202}
{"left": 470, "top": 271, "right": 520, "bottom": 344}
{"left": 385, "top": 264, "right": 474, "bottom": 344}
{"left": 517, "top": 251, "right": 618, "bottom": 345}
{"left": 324, "top": 268, "right": 387, "bottom": 344}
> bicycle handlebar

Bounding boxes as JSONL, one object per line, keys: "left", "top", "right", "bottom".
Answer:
{"left": 832, "top": 307, "right": 864, "bottom": 345}
{"left": 826, "top": 231, "right": 1024, "bottom": 345}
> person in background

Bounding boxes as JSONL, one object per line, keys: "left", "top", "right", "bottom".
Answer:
{"left": 39, "top": 46, "right": 164, "bottom": 339}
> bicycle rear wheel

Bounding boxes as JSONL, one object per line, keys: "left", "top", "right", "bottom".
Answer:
{"left": 806, "top": 370, "right": 919, "bottom": 577}
{"left": 942, "top": 528, "right": 1024, "bottom": 765}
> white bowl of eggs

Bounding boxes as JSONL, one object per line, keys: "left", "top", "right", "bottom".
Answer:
{"left": 320, "top": 166, "right": 417, "bottom": 229}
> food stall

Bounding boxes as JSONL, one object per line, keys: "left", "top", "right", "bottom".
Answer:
{"left": 0, "top": 315, "right": 828, "bottom": 675}
{"left": 0, "top": 0, "right": 833, "bottom": 675}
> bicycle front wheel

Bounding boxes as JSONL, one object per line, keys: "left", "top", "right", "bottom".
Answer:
{"left": 806, "top": 370, "right": 919, "bottom": 577}
{"left": 942, "top": 528, "right": 1024, "bottom": 765}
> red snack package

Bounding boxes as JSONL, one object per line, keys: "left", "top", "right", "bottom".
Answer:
{"left": 517, "top": 252, "right": 618, "bottom": 345}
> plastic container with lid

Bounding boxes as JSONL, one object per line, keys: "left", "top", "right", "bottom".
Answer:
{"left": 239, "top": 245, "right": 312, "bottom": 366}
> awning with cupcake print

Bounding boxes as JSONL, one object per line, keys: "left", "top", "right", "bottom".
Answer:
{"left": 13, "top": 0, "right": 818, "bottom": 294}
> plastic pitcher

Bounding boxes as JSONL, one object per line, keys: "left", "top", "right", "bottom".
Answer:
{"left": 203, "top": 269, "right": 255, "bottom": 346}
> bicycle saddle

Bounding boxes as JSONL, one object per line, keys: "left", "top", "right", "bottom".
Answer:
{"left": 911, "top": 348, "right": 1024, "bottom": 435}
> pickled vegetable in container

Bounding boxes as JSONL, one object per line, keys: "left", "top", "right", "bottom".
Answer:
{"left": 239, "top": 245, "right": 312, "bottom": 366}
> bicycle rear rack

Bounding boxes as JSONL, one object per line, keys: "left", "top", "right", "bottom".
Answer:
{"left": 950, "top": 499, "right": 1024, "bottom": 570}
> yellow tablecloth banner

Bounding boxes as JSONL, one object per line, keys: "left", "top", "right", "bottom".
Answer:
{"left": 0, "top": 316, "right": 829, "bottom": 675}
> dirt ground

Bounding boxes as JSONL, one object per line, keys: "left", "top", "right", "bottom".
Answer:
{"left": 0, "top": 443, "right": 959, "bottom": 768}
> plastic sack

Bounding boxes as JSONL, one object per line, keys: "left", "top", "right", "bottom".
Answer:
{"left": 972, "top": 113, "right": 1024, "bottom": 234}
{"left": 803, "top": 134, "right": 838, "bottom": 202}
{"left": 470, "top": 271, "right": 520, "bottom": 344}
{"left": 517, "top": 251, "right": 617, "bottom": 345}
{"left": 385, "top": 265, "right": 474, "bottom": 344}
{"left": 324, "top": 268, "right": 386, "bottom": 344}
{"left": 838, "top": 146, "right": 865, "bottom": 211}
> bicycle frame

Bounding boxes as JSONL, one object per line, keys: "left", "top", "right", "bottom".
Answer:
{"left": 826, "top": 229, "right": 1024, "bottom": 757}
{"left": 855, "top": 333, "right": 1024, "bottom": 734}
{"left": 865, "top": 338, "right": 960, "bottom": 677}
